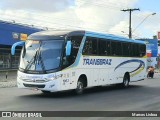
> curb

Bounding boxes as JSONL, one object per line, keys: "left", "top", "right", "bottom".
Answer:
{"left": 0, "top": 71, "right": 17, "bottom": 88}
{"left": 0, "top": 81, "right": 17, "bottom": 88}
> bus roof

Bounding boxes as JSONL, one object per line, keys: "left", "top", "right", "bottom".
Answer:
{"left": 28, "top": 30, "right": 145, "bottom": 44}
{"left": 85, "top": 31, "right": 145, "bottom": 44}
{"left": 28, "top": 30, "right": 85, "bottom": 40}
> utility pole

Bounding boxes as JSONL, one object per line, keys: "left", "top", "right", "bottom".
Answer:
{"left": 121, "top": 8, "right": 140, "bottom": 39}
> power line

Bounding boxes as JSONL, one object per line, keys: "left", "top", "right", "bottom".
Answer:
{"left": 0, "top": 12, "right": 129, "bottom": 33}
{"left": 0, "top": 11, "right": 121, "bottom": 28}
{"left": 0, "top": 16, "right": 109, "bottom": 33}
{"left": 79, "top": 0, "right": 128, "bottom": 9}
{"left": 77, "top": 1, "right": 125, "bottom": 10}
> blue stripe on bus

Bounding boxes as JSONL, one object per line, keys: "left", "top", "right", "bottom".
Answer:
{"left": 114, "top": 59, "right": 145, "bottom": 73}
{"left": 85, "top": 31, "right": 145, "bottom": 44}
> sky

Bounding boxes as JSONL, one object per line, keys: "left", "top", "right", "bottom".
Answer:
{"left": 0, "top": 0, "right": 159, "bottom": 39}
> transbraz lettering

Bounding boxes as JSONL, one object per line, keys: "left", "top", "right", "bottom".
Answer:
{"left": 83, "top": 58, "right": 112, "bottom": 65}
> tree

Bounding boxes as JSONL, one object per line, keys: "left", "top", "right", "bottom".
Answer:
{"left": 153, "top": 35, "right": 157, "bottom": 39}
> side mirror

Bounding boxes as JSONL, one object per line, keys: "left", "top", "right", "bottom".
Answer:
{"left": 66, "top": 41, "right": 71, "bottom": 56}
{"left": 11, "top": 41, "right": 25, "bottom": 55}
{"left": 22, "top": 45, "right": 26, "bottom": 58}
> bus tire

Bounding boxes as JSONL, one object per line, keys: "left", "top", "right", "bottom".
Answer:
{"left": 121, "top": 73, "right": 130, "bottom": 88}
{"left": 75, "top": 78, "right": 84, "bottom": 95}
{"left": 41, "top": 90, "right": 51, "bottom": 94}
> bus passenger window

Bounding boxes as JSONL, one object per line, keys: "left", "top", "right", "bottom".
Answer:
{"left": 139, "top": 44, "right": 146, "bottom": 57}
{"left": 83, "top": 37, "right": 98, "bottom": 55}
{"left": 111, "top": 41, "right": 117, "bottom": 56}
{"left": 122, "top": 42, "right": 130, "bottom": 56}
{"left": 63, "top": 36, "right": 83, "bottom": 67}
{"left": 92, "top": 38, "right": 98, "bottom": 55}
{"left": 70, "top": 36, "right": 82, "bottom": 59}
{"left": 99, "top": 39, "right": 107, "bottom": 56}
{"left": 132, "top": 44, "right": 140, "bottom": 57}
{"left": 106, "top": 41, "right": 111, "bottom": 55}
{"left": 116, "top": 42, "right": 122, "bottom": 56}
{"left": 82, "top": 39, "right": 91, "bottom": 55}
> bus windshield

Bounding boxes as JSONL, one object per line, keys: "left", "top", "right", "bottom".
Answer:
{"left": 19, "top": 40, "right": 64, "bottom": 72}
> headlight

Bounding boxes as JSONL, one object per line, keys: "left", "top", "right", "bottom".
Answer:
{"left": 45, "top": 74, "right": 63, "bottom": 81}
{"left": 18, "top": 75, "right": 23, "bottom": 80}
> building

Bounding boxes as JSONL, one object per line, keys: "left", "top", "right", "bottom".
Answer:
{"left": 0, "top": 20, "right": 43, "bottom": 70}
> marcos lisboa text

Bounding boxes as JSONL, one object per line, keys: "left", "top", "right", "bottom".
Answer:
{"left": 132, "top": 112, "right": 158, "bottom": 117}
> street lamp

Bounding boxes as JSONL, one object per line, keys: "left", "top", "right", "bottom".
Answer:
{"left": 132, "top": 12, "right": 156, "bottom": 33}
{"left": 121, "top": 31, "right": 129, "bottom": 37}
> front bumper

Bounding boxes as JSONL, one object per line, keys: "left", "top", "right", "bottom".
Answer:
{"left": 17, "top": 75, "right": 61, "bottom": 92}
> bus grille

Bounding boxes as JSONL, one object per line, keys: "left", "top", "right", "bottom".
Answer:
{"left": 23, "top": 83, "right": 45, "bottom": 88}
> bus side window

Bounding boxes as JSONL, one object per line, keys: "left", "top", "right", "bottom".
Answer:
{"left": 116, "top": 42, "right": 122, "bottom": 56}
{"left": 106, "top": 40, "right": 111, "bottom": 56}
{"left": 63, "top": 36, "right": 83, "bottom": 67}
{"left": 111, "top": 41, "right": 117, "bottom": 56}
{"left": 83, "top": 39, "right": 92, "bottom": 55}
{"left": 122, "top": 42, "right": 130, "bottom": 57}
{"left": 132, "top": 43, "right": 139, "bottom": 57}
{"left": 99, "top": 39, "right": 107, "bottom": 56}
{"left": 139, "top": 44, "right": 146, "bottom": 57}
{"left": 110, "top": 41, "right": 123, "bottom": 56}
{"left": 83, "top": 37, "right": 98, "bottom": 55}
{"left": 91, "top": 38, "right": 98, "bottom": 55}
{"left": 70, "top": 36, "right": 82, "bottom": 59}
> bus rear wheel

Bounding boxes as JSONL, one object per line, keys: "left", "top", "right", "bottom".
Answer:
{"left": 121, "top": 74, "right": 130, "bottom": 88}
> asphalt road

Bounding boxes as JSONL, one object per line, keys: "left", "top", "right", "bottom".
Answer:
{"left": 0, "top": 78, "right": 160, "bottom": 120}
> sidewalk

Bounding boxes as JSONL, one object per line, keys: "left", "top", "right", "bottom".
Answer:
{"left": 0, "top": 70, "right": 17, "bottom": 88}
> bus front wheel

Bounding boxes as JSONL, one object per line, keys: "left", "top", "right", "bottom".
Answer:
{"left": 41, "top": 90, "right": 51, "bottom": 94}
{"left": 75, "top": 79, "right": 84, "bottom": 95}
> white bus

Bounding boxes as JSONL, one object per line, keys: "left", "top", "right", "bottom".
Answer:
{"left": 11, "top": 30, "right": 146, "bottom": 94}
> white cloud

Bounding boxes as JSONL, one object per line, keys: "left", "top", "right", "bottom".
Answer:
{"left": 74, "top": 0, "right": 139, "bottom": 34}
{"left": 0, "top": 0, "right": 75, "bottom": 12}
{"left": 0, "top": 0, "right": 158, "bottom": 39}
{"left": 109, "top": 21, "right": 129, "bottom": 37}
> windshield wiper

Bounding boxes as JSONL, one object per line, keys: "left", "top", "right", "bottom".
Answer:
{"left": 24, "top": 50, "right": 38, "bottom": 72}
{"left": 24, "top": 42, "right": 46, "bottom": 73}
{"left": 37, "top": 51, "right": 46, "bottom": 73}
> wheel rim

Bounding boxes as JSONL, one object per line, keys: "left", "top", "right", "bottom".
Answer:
{"left": 76, "top": 82, "right": 83, "bottom": 94}
{"left": 124, "top": 77, "right": 129, "bottom": 87}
